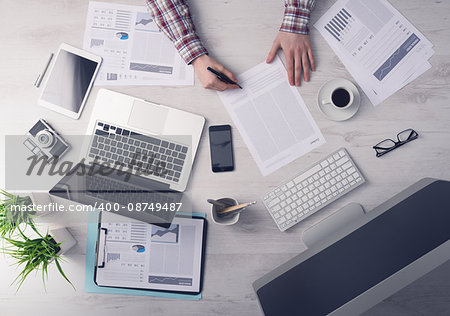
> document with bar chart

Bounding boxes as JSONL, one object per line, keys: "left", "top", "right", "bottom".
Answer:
{"left": 314, "top": 0, "right": 434, "bottom": 105}
{"left": 83, "top": 2, "right": 194, "bottom": 86}
{"left": 95, "top": 211, "right": 205, "bottom": 293}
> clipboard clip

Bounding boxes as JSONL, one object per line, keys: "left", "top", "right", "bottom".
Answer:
{"left": 96, "top": 227, "right": 107, "bottom": 268}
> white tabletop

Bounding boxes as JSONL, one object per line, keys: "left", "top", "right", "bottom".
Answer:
{"left": 1, "top": 0, "right": 449, "bottom": 315}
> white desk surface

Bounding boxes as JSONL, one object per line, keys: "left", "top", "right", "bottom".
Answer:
{"left": 1, "top": 0, "right": 449, "bottom": 315}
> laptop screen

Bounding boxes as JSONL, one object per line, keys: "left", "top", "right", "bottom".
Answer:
{"left": 49, "top": 163, "right": 183, "bottom": 228}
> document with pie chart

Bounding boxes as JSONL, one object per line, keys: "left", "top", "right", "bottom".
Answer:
{"left": 83, "top": 1, "right": 194, "bottom": 86}
{"left": 95, "top": 211, "right": 205, "bottom": 294}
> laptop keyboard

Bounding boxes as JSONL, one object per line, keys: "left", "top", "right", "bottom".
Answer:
{"left": 88, "top": 121, "right": 189, "bottom": 183}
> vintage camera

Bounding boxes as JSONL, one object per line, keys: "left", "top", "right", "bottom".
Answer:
{"left": 23, "top": 119, "right": 70, "bottom": 163}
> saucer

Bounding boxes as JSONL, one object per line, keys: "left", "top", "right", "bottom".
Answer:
{"left": 317, "top": 79, "right": 360, "bottom": 121}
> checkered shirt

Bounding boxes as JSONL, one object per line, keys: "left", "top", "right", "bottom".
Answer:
{"left": 146, "top": 0, "right": 316, "bottom": 64}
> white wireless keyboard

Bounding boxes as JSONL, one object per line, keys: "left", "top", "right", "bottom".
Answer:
{"left": 262, "top": 148, "right": 365, "bottom": 231}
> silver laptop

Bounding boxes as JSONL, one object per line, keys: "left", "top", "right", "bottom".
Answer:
{"left": 50, "top": 89, "right": 204, "bottom": 227}
{"left": 82, "top": 89, "right": 205, "bottom": 192}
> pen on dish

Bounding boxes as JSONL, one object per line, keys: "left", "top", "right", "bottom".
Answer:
{"left": 217, "top": 201, "right": 257, "bottom": 216}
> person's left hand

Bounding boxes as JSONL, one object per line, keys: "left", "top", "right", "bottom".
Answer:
{"left": 266, "top": 31, "right": 316, "bottom": 86}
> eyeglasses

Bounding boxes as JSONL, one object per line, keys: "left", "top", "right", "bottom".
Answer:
{"left": 373, "top": 128, "right": 418, "bottom": 157}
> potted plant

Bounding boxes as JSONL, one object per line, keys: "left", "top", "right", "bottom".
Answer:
{"left": 0, "top": 189, "right": 34, "bottom": 238}
{"left": 0, "top": 189, "right": 76, "bottom": 290}
{"left": 3, "top": 227, "right": 74, "bottom": 290}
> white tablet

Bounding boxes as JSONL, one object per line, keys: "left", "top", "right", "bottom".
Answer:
{"left": 38, "top": 43, "right": 102, "bottom": 119}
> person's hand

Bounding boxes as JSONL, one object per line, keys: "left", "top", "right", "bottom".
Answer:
{"left": 192, "top": 54, "right": 239, "bottom": 91}
{"left": 266, "top": 32, "right": 316, "bottom": 86}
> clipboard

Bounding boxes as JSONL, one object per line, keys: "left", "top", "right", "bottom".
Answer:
{"left": 85, "top": 210, "right": 207, "bottom": 300}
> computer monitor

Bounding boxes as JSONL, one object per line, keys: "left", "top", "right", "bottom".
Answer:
{"left": 253, "top": 178, "right": 450, "bottom": 316}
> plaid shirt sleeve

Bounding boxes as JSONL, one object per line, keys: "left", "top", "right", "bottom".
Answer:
{"left": 281, "top": 0, "right": 316, "bottom": 35}
{"left": 146, "top": 0, "right": 208, "bottom": 64}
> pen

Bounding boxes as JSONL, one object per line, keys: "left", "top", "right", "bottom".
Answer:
{"left": 217, "top": 201, "right": 256, "bottom": 215}
{"left": 34, "top": 53, "right": 54, "bottom": 88}
{"left": 207, "top": 66, "right": 242, "bottom": 89}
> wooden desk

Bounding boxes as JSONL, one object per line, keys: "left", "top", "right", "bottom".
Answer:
{"left": 1, "top": 0, "right": 449, "bottom": 315}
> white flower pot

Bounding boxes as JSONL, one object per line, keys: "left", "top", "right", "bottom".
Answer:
{"left": 49, "top": 227, "right": 77, "bottom": 255}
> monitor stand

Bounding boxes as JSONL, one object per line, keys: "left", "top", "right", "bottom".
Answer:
{"left": 302, "top": 202, "right": 366, "bottom": 249}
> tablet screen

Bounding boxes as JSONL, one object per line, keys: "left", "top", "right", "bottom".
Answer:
{"left": 41, "top": 49, "right": 98, "bottom": 113}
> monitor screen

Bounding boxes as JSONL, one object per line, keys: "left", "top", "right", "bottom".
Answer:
{"left": 256, "top": 181, "right": 450, "bottom": 315}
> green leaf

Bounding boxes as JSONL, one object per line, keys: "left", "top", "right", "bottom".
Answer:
{"left": 0, "top": 189, "right": 75, "bottom": 292}
{"left": 55, "top": 258, "right": 75, "bottom": 290}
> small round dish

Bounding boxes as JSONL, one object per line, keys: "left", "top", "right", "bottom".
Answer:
{"left": 211, "top": 198, "right": 241, "bottom": 225}
{"left": 317, "top": 78, "right": 361, "bottom": 121}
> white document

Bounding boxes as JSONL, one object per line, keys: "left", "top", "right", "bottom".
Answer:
{"left": 218, "top": 56, "right": 325, "bottom": 176}
{"left": 83, "top": 1, "right": 194, "bottom": 86}
{"left": 314, "top": 0, "right": 434, "bottom": 106}
{"left": 95, "top": 212, "right": 204, "bottom": 293}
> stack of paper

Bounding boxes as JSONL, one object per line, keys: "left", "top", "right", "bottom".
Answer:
{"left": 314, "top": 0, "right": 434, "bottom": 106}
{"left": 83, "top": 2, "right": 194, "bottom": 86}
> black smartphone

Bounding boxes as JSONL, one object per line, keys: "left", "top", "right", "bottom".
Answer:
{"left": 209, "top": 125, "right": 234, "bottom": 172}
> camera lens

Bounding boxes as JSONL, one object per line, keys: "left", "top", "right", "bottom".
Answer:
{"left": 39, "top": 134, "right": 49, "bottom": 142}
{"left": 36, "top": 130, "right": 55, "bottom": 148}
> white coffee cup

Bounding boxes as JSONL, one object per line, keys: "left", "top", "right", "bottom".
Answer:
{"left": 322, "top": 86, "right": 354, "bottom": 110}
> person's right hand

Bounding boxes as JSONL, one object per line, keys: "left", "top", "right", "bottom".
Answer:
{"left": 192, "top": 55, "right": 239, "bottom": 91}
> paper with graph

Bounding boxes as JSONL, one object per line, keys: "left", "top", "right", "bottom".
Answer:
{"left": 95, "top": 211, "right": 204, "bottom": 293}
{"left": 83, "top": 1, "right": 194, "bottom": 86}
{"left": 314, "top": 0, "right": 434, "bottom": 105}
